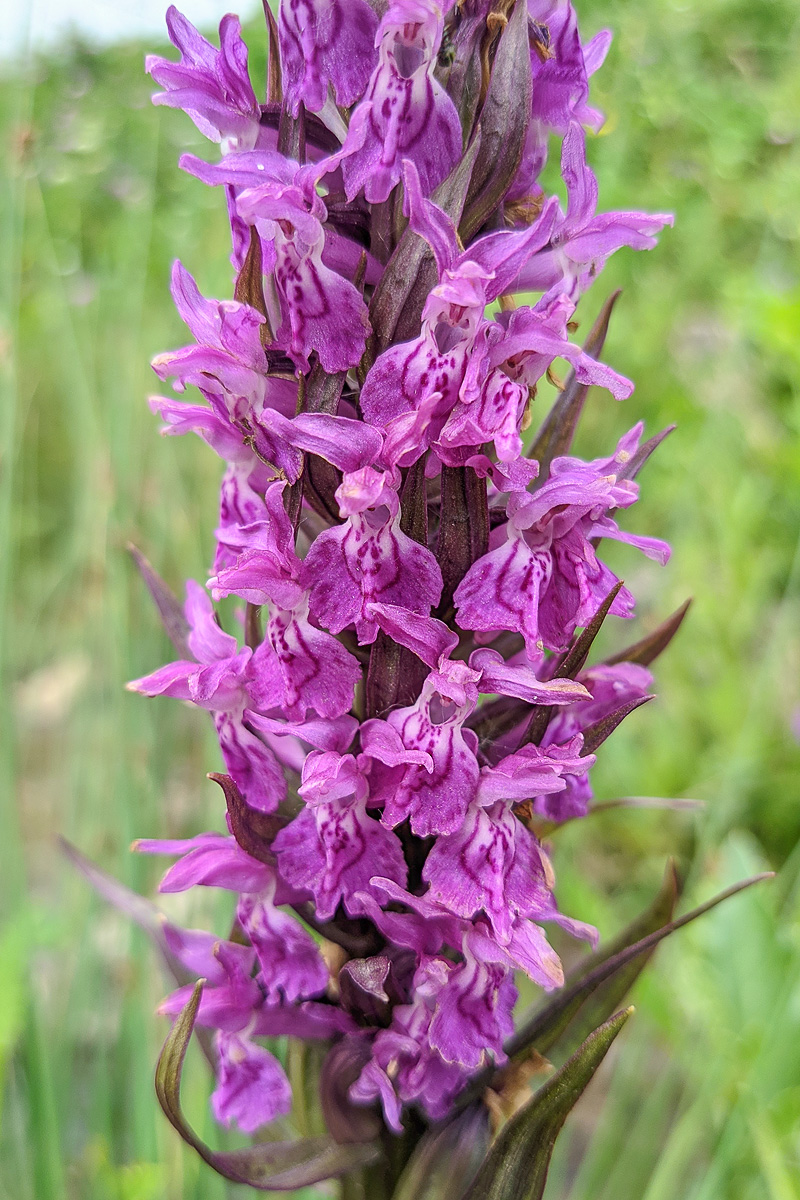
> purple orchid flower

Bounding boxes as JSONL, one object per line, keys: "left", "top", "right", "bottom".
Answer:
{"left": 339, "top": 0, "right": 463, "bottom": 203}
{"left": 422, "top": 736, "right": 593, "bottom": 942}
{"left": 176, "top": 153, "right": 373, "bottom": 370}
{"left": 508, "top": 0, "right": 612, "bottom": 201}
{"left": 120, "top": 1, "right": 680, "bottom": 1155}
{"left": 361, "top": 161, "right": 630, "bottom": 466}
{"left": 235, "top": 178, "right": 372, "bottom": 372}
{"left": 272, "top": 750, "right": 408, "bottom": 920}
{"left": 302, "top": 465, "right": 444, "bottom": 642}
{"left": 512, "top": 123, "right": 674, "bottom": 298}
{"left": 212, "top": 1031, "right": 293, "bottom": 1133}
{"left": 128, "top": 582, "right": 287, "bottom": 812}
{"left": 455, "top": 424, "right": 671, "bottom": 656}
{"left": 210, "top": 481, "right": 364, "bottom": 719}
{"left": 146, "top": 7, "right": 262, "bottom": 151}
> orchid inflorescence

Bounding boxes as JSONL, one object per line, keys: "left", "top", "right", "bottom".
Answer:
{"left": 122, "top": 0, "right": 684, "bottom": 1189}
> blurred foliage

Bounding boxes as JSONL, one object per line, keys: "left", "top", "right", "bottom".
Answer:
{"left": 1, "top": 0, "right": 799, "bottom": 1196}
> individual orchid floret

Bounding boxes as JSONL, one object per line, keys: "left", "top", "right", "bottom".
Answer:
{"left": 151, "top": 260, "right": 285, "bottom": 421}
{"left": 339, "top": 0, "right": 463, "bottom": 203}
{"left": 134, "top": 830, "right": 274, "bottom": 894}
{"left": 237, "top": 885, "right": 330, "bottom": 1001}
{"left": 513, "top": 123, "right": 674, "bottom": 298}
{"left": 235, "top": 179, "right": 371, "bottom": 372}
{"left": 422, "top": 739, "right": 591, "bottom": 941}
{"left": 350, "top": 959, "right": 470, "bottom": 1130}
{"left": 210, "top": 484, "right": 363, "bottom": 720}
{"left": 150, "top": 261, "right": 314, "bottom": 479}
{"left": 454, "top": 426, "right": 671, "bottom": 656}
{"left": 360, "top": 161, "right": 560, "bottom": 459}
{"left": 302, "top": 465, "right": 444, "bottom": 642}
{"left": 146, "top": 7, "right": 261, "bottom": 151}
{"left": 426, "top": 931, "right": 517, "bottom": 1071}
{"left": 528, "top": 0, "right": 612, "bottom": 134}
{"left": 272, "top": 751, "right": 408, "bottom": 920}
{"left": 360, "top": 658, "right": 482, "bottom": 837}
{"left": 437, "top": 291, "right": 633, "bottom": 464}
{"left": 350, "top": 933, "right": 516, "bottom": 1129}
{"left": 278, "top": 0, "right": 378, "bottom": 116}
{"left": 507, "top": 0, "right": 613, "bottom": 200}
{"left": 152, "top": 921, "right": 342, "bottom": 1132}
{"left": 127, "top": 582, "right": 286, "bottom": 812}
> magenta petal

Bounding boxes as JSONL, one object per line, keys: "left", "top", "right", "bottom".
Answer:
{"left": 284, "top": 413, "right": 384, "bottom": 474}
{"left": 304, "top": 510, "right": 442, "bottom": 643}
{"left": 237, "top": 892, "right": 329, "bottom": 1001}
{"left": 454, "top": 531, "right": 552, "bottom": 658}
{"left": 471, "top": 648, "right": 590, "bottom": 706}
{"left": 162, "top": 924, "right": 256, "bottom": 984}
{"left": 246, "top": 711, "right": 358, "bottom": 754}
{"left": 423, "top": 802, "right": 518, "bottom": 940}
{"left": 427, "top": 953, "right": 515, "bottom": 1070}
{"left": 503, "top": 919, "right": 564, "bottom": 989}
{"left": 279, "top": 0, "right": 378, "bottom": 114}
{"left": 368, "top": 603, "right": 458, "bottom": 668}
{"left": 126, "top": 660, "right": 195, "bottom": 700}
{"left": 378, "top": 717, "right": 480, "bottom": 837}
{"left": 273, "top": 797, "right": 407, "bottom": 922}
{"left": 211, "top": 1032, "right": 292, "bottom": 1133}
{"left": 184, "top": 580, "right": 240, "bottom": 663}
{"left": 359, "top": 720, "right": 432, "bottom": 771}
{"left": 350, "top": 1059, "right": 404, "bottom": 1133}
{"left": 215, "top": 712, "right": 287, "bottom": 813}
{"left": 147, "top": 9, "right": 260, "bottom": 149}
{"left": 137, "top": 833, "right": 273, "bottom": 894}
{"left": 267, "top": 600, "right": 361, "bottom": 719}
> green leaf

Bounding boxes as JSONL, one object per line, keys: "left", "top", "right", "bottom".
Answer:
{"left": 521, "top": 861, "right": 680, "bottom": 1062}
{"left": 602, "top": 598, "right": 692, "bottom": 668}
{"left": 391, "top": 1104, "right": 491, "bottom": 1200}
{"left": 155, "top": 981, "right": 381, "bottom": 1190}
{"left": 460, "top": 1009, "right": 633, "bottom": 1200}
{"left": 505, "top": 872, "right": 772, "bottom": 1065}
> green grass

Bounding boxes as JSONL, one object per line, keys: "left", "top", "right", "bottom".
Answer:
{"left": 2, "top": 1, "right": 800, "bottom": 1196}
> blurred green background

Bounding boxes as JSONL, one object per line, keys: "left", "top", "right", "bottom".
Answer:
{"left": 2, "top": 0, "right": 800, "bottom": 1196}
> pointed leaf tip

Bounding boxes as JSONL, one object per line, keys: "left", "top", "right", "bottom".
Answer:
{"left": 128, "top": 544, "right": 190, "bottom": 657}
{"left": 208, "top": 772, "right": 287, "bottom": 865}
{"left": 505, "top": 870, "right": 771, "bottom": 1068}
{"left": 580, "top": 694, "right": 655, "bottom": 755}
{"left": 154, "top": 984, "right": 381, "bottom": 1189}
{"left": 461, "top": 1010, "right": 632, "bottom": 1200}
{"left": 603, "top": 598, "right": 692, "bottom": 667}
